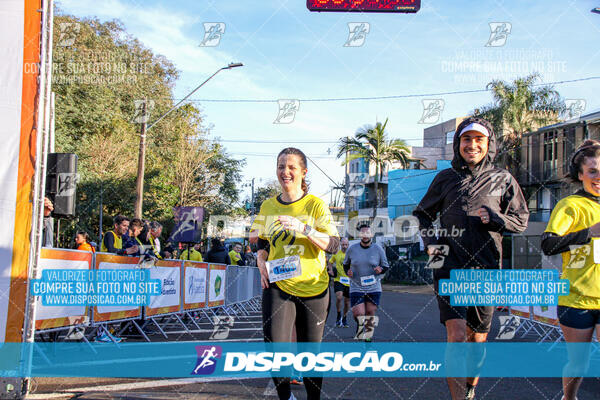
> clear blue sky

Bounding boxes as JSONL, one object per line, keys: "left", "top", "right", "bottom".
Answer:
{"left": 59, "top": 0, "right": 600, "bottom": 204}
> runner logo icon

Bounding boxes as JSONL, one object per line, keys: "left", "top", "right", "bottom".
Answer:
{"left": 192, "top": 345, "right": 222, "bottom": 375}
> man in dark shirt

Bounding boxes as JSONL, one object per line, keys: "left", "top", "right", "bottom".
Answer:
{"left": 101, "top": 215, "right": 138, "bottom": 255}
{"left": 414, "top": 117, "right": 528, "bottom": 400}
{"left": 205, "top": 237, "right": 231, "bottom": 264}
{"left": 42, "top": 197, "right": 54, "bottom": 247}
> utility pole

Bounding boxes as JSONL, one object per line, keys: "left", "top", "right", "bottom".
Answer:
{"left": 132, "top": 63, "right": 243, "bottom": 218}
{"left": 134, "top": 100, "right": 147, "bottom": 219}
{"left": 251, "top": 177, "right": 255, "bottom": 214}
{"left": 344, "top": 138, "right": 350, "bottom": 238}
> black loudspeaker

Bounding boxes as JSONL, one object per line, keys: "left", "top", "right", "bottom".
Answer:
{"left": 46, "top": 153, "right": 78, "bottom": 218}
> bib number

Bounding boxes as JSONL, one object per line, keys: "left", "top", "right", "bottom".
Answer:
{"left": 360, "top": 275, "right": 376, "bottom": 286}
{"left": 266, "top": 255, "right": 302, "bottom": 283}
{"left": 339, "top": 276, "right": 350, "bottom": 285}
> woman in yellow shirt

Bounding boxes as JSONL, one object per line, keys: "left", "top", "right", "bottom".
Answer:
{"left": 252, "top": 148, "right": 339, "bottom": 400}
{"left": 542, "top": 140, "right": 600, "bottom": 400}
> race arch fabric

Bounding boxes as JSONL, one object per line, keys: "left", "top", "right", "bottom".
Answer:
{"left": 0, "top": 0, "right": 42, "bottom": 343}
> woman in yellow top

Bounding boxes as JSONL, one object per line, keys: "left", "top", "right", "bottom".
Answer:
{"left": 252, "top": 147, "right": 339, "bottom": 400}
{"left": 542, "top": 140, "right": 600, "bottom": 400}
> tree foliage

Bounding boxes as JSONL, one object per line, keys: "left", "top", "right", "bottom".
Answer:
{"left": 52, "top": 13, "right": 243, "bottom": 246}
{"left": 474, "top": 73, "right": 565, "bottom": 172}
{"left": 337, "top": 118, "right": 411, "bottom": 219}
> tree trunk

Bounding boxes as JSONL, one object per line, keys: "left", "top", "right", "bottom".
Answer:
{"left": 372, "top": 168, "right": 379, "bottom": 221}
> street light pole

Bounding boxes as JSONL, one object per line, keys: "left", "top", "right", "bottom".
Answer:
{"left": 133, "top": 62, "right": 243, "bottom": 218}
{"left": 251, "top": 177, "right": 255, "bottom": 214}
{"left": 135, "top": 100, "right": 148, "bottom": 218}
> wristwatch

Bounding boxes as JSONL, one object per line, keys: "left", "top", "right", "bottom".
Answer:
{"left": 303, "top": 224, "right": 312, "bottom": 236}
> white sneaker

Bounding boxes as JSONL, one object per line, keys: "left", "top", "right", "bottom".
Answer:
{"left": 288, "top": 393, "right": 297, "bottom": 400}
{"left": 65, "top": 328, "right": 84, "bottom": 340}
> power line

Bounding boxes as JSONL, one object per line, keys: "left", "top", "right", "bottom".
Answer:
{"left": 173, "top": 76, "right": 600, "bottom": 104}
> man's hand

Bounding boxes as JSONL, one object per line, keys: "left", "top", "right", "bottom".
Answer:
{"left": 125, "top": 245, "right": 138, "bottom": 255}
{"left": 374, "top": 266, "right": 383, "bottom": 274}
{"left": 478, "top": 207, "right": 490, "bottom": 224}
{"left": 590, "top": 222, "right": 600, "bottom": 237}
{"left": 327, "top": 265, "right": 335, "bottom": 277}
{"left": 347, "top": 269, "right": 353, "bottom": 278}
{"left": 257, "top": 259, "right": 270, "bottom": 289}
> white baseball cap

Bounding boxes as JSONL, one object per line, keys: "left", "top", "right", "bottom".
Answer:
{"left": 458, "top": 122, "right": 490, "bottom": 137}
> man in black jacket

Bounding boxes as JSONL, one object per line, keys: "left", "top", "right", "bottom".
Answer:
{"left": 205, "top": 237, "right": 232, "bottom": 265}
{"left": 414, "top": 116, "right": 529, "bottom": 400}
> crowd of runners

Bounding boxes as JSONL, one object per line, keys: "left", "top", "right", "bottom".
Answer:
{"left": 251, "top": 116, "right": 600, "bottom": 400}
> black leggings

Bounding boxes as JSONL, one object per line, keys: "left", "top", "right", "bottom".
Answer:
{"left": 262, "top": 284, "right": 330, "bottom": 400}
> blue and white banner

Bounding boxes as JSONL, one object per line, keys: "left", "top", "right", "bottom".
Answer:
{"left": 2, "top": 342, "right": 599, "bottom": 378}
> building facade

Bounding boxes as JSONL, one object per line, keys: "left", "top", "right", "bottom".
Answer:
{"left": 514, "top": 109, "right": 600, "bottom": 270}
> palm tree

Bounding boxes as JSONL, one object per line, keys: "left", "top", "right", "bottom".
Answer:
{"left": 475, "top": 73, "right": 565, "bottom": 173}
{"left": 337, "top": 118, "right": 412, "bottom": 220}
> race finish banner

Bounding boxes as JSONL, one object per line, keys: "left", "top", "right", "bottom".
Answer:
{"left": 93, "top": 253, "right": 142, "bottom": 323}
{"left": 183, "top": 261, "right": 208, "bottom": 310}
{"left": 35, "top": 249, "right": 92, "bottom": 330}
{"left": 207, "top": 263, "right": 227, "bottom": 307}
{"left": 0, "top": 0, "right": 44, "bottom": 379}
{"left": 145, "top": 259, "right": 181, "bottom": 317}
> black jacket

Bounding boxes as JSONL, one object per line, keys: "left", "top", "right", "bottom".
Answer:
{"left": 413, "top": 127, "right": 529, "bottom": 279}
{"left": 205, "top": 244, "right": 231, "bottom": 265}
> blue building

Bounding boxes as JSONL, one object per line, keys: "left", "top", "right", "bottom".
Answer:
{"left": 387, "top": 160, "right": 451, "bottom": 220}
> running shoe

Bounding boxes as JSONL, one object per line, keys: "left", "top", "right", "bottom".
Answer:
{"left": 342, "top": 317, "right": 349, "bottom": 327}
{"left": 65, "top": 328, "right": 84, "bottom": 341}
{"left": 464, "top": 384, "right": 476, "bottom": 400}
{"left": 335, "top": 319, "right": 343, "bottom": 328}
{"left": 94, "top": 331, "right": 122, "bottom": 343}
{"left": 290, "top": 376, "right": 303, "bottom": 385}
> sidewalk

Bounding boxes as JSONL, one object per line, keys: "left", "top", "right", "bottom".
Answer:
{"left": 382, "top": 283, "right": 434, "bottom": 295}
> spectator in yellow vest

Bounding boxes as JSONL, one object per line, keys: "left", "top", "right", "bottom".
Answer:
{"left": 228, "top": 242, "right": 244, "bottom": 265}
{"left": 101, "top": 215, "right": 138, "bottom": 255}
{"left": 180, "top": 243, "right": 203, "bottom": 262}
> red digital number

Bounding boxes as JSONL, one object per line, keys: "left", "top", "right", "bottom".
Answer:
{"left": 307, "top": 0, "right": 420, "bottom": 12}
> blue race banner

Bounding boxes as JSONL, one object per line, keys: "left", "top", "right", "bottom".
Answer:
{"left": 438, "top": 269, "right": 569, "bottom": 306}
{"left": 2, "top": 342, "right": 599, "bottom": 378}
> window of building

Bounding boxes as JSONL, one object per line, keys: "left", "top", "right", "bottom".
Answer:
{"left": 563, "top": 127, "right": 575, "bottom": 173}
{"left": 543, "top": 130, "right": 558, "bottom": 179}
{"left": 446, "top": 131, "right": 455, "bottom": 144}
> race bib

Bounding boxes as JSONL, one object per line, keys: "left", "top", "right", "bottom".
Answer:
{"left": 360, "top": 275, "right": 376, "bottom": 286}
{"left": 266, "top": 255, "right": 302, "bottom": 283}
{"left": 339, "top": 276, "right": 350, "bottom": 285}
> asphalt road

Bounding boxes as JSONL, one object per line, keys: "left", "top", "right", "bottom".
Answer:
{"left": 29, "top": 285, "right": 600, "bottom": 400}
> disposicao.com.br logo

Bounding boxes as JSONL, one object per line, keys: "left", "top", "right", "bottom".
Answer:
{"left": 223, "top": 350, "right": 441, "bottom": 374}
{"left": 191, "top": 345, "right": 222, "bottom": 375}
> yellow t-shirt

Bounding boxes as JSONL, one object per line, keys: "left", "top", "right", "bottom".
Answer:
{"left": 180, "top": 249, "right": 203, "bottom": 262}
{"left": 329, "top": 250, "right": 348, "bottom": 285}
{"left": 545, "top": 194, "right": 600, "bottom": 309}
{"left": 229, "top": 250, "right": 241, "bottom": 264}
{"left": 251, "top": 193, "right": 339, "bottom": 297}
